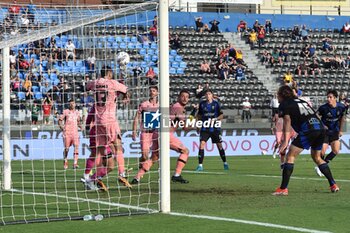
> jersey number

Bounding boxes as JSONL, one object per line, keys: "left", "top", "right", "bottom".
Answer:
{"left": 96, "top": 91, "right": 108, "bottom": 107}
{"left": 298, "top": 102, "right": 313, "bottom": 115}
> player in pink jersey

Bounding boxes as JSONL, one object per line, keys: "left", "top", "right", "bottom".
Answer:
{"left": 271, "top": 112, "right": 283, "bottom": 159}
{"left": 86, "top": 66, "right": 131, "bottom": 188}
{"left": 132, "top": 86, "right": 159, "bottom": 167}
{"left": 58, "top": 99, "right": 82, "bottom": 169}
{"left": 131, "top": 90, "right": 191, "bottom": 184}
{"left": 81, "top": 106, "right": 112, "bottom": 191}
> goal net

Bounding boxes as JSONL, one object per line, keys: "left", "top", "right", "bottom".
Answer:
{"left": 0, "top": 1, "right": 162, "bottom": 225}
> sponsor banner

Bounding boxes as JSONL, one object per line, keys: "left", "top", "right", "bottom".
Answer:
{"left": 2, "top": 134, "right": 350, "bottom": 160}
{"left": 188, "top": 0, "right": 263, "bottom": 4}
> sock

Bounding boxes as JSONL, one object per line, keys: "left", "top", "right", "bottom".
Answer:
{"left": 96, "top": 167, "right": 107, "bottom": 179}
{"left": 318, "top": 163, "right": 336, "bottom": 186}
{"left": 198, "top": 149, "right": 204, "bottom": 164}
{"left": 116, "top": 152, "right": 125, "bottom": 175}
{"left": 175, "top": 153, "right": 189, "bottom": 175}
{"left": 135, "top": 159, "right": 153, "bottom": 180}
{"left": 74, "top": 152, "right": 79, "bottom": 164}
{"left": 280, "top": 163, "right": 294, "bottom": 189}
{"left": 219, "top": 148, "right": 226, "bottom": 163}
{"left": 84, "top": 157, "right": 95, "bottom": 175}
{"left": 324, "top": 152, "right": 336, "bottom": 163}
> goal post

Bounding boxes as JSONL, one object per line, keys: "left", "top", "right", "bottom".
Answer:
{"left": 0, "top": 1, "right": 170, "bottom": 224}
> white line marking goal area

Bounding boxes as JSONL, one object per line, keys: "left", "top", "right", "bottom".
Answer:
{"left": 11, "top": 188, "right": 332, "bottom": 233}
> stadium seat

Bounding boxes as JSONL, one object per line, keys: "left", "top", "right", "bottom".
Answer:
{"left": 17, "top": 92, "right": 25, "bottom": 100}
{"left": 34, "top": 92, "right": 43, "bottom": 100}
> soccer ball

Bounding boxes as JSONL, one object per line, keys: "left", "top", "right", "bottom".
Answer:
{"left": 116, "top": 51, "right": 130, "bottom": 65}
{"left": 261, "top": 150, "right": 267, "bottom": 155}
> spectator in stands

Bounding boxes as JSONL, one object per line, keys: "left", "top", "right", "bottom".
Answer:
{"left": 283, "top": 70, "right": 293, "bottom": 85}
{"left": 31, "top": 102, "right": 40, "bottom": 125}
{"left": 265, "top": 19, "right": 273, "bottom": 34}
{"left": 86, "top": 52, "right": 96, "bottom": 72}
{"left": 153, "top": 16, "right": 158, "bottom": 27}
{"left": 20, "top": 14, "right": 29, "bottom": 28}
{"left": 279, "top": 47, "right": 289, "bottom": 62}
{"left": 196, "top": 82, "right": 210, "bottom": 99}
{"left": 17, "top": 50, "right": 29, "bottom": 70}
{"left": 308, "top": 44, "right": 316, "bottom": 57}
{"left": 237, "top": 20, "right": 248, "bottom": 34}
{"left": 235, "top": 49, "right": 244, "bottom": 65}
{"left": 345, "top": 55, "right": 350, "bottom": 69}
{"left": 195, "top": 17, "right": 204, "bottom": 33}
{"left": 170, "top": 34, "right": 182, "bottom": 50}
{"left": 257, "top": 26, "right": 266, "bottom": 47}
{"left": 270, "top": 93, "right": 279, "bottom": 116}
{"left": 228, "top": 44, "right": 236, "bottom": 59}
{"left": 149, "top": 25, "right": 157, "bottom": 41}
{"left": 9, "top": 50, "right": 16, "bottom": 66}
{"left": 200, "top": 60, "right": 211, "bottom": 74}
{"left": 209, "top": 19, "right": 220, "bottom": 34}
{"left": 335, "top": 55, "right": 346, "bottom": 69}
{"left": 203, "top": 24, "right": 210, "bottom": 33}
{"left": 25, "top": 87, "right": 34, "bottom": 112}
{"left": 295, "top": 61, "right": 308, "bottom": 76}
{"left": 342, "top": 22, "right": 350, "bottom": 34}
{"left": 260, "top": 50, "right": 269, "bottom": 65}
{"left": 65, "top": 39, "right": 76, "bottom": 62}
{"left": 309, "top": 59, "right": 322, "bottom": 76}
{"left": 11, "top": 76, "right": 22, "bottom": 92}
{"left": 248, "top": 29, "right": 257, "bottom": 47}
{"left": 42, "top": 97, "right": 52, "bottom": 125}
{"left": 217, "top": 59, "right": 229, "bottom": 80}
{"left": 300, "top": 25, "right": 309, "bottom": 41}
{"left": 322, "top": 38, "right": 334, "bottom": 53}
{"left": 235, "top": 64, "right": 246, "bottom": 81}
{"left": 8, "top": 0, "right": 21, "bottom": 21}
{"left": 10, "top": 64, "right": 17, "bottom": 79}
{"left": 241, "top": 97, "right": 252, "bottom": 123}
{"left": 300, "top": 44, "right": 310, "bottom": 58}
{"left": 252, "top": 20, "right": 260, "bottom": 32}
{"left": 41, "top": 81, "right": 52, "bottom": 95}
{"left": 291, "top": 25, "right": 301, "bottom": 42}
{"left": 270, "top": 49, "right": 281, "bottom": 66}
{"left": 23, "top": 73, "right": 33, "bottom": 91}
{"left": 146, "top": 67, "right": 157, "bottom": 85}
{"left": 25, "top": 0, "right": 36, "bottom": 24}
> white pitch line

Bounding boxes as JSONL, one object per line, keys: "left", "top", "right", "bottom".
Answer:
{"left": 11, "top": 189, "right": 156, "bottom": 213}
{"left": 244, "top": 174, "right": 350, "bottom": 183}
{"left": 11, "top": 189, "right": 333, "bottom": 232}
{"left": 169, "top": 212, "right": 332, "bottom": 233}
{"left": 182, "top": 170, "right": 226, "bottom": 175}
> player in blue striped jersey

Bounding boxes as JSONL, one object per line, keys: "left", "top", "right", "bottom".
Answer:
{"left": 196, "top": 89, "right": 228, "bottom": 171}
{"left": 314, "top": 90, "right": 346, "bottom": 177}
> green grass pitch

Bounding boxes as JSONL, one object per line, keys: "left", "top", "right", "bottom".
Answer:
{"left": 1, "top": 155, "right": 350, "bottom": 233}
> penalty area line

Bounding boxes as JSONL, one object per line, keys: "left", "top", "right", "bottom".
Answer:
{"left": 182, "top": 170, "right": 227, "bottom": 175}
{"left": 244, "top": 174, "right": 350, "bottom": 183}
{"left": 169, "top": 212, "right": 332, "bottom": 233}
{"left": 11, "top": 189, "right": 157, "bottom": 213}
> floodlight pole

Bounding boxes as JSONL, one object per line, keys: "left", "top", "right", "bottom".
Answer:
{"left": 159, "top": 0, "right": 170, "bottom": 213}
{"left": 2, "top": 47, "right": 12, "bottom": 190}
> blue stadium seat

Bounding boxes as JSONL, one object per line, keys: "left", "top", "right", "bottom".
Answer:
{"left": 75, "top": 60, "right": 83, "bottom": 67}
{"left": 144, "top": 55, "right": 151, "bottom": 62}
{"left": 169, "top": 67, "right": 176, "bottom": 74}
{"left": 135, "top": 43, "right": 142, "bottom": 49}
{"left": 170, "top": 50, "right": 177, "bottom": 56}
{"left": 32, "top": 86, "right": 40, "bottom": 92}
{"left": 112, "top": 42, "right": 119, "bottom": 48}
{"left": 34, "top": 92, "right": 43, "bottom": 100}
{"left": 153, "top": 67, "right": 159, "bottom": 74}
{"left": 175, "top": 55, "right": 182, "bottom": 62}
{"left": 123, "top": 36, "right": 131, "bottom": 42}
{"left": 151, "top": 43, "right": 157, "bottom": 49}
{"left": 176, "top": 68, "right": 184, "bottom": 74}
{"left": 116, "top": 36, "right": 123, "bottom": 42}
{"left": 131, "top": 36, "right": 138, "bottom": 43}
{"left": 119, "top": 42, "right": 127, "bottom": 49}
{"left": 172, "top": 62, "right": 179, "bottom": 68}
{"left": 179, "top": 62, "right": 187, "bottom": 68}
{"left": 17, "top": 92, "right": 25, "bottom": 100}
{"left": 50, "top": 73, "right": 58, "bottom": 80}
{"left": 31, "top": 54, "right": 38, "bottom": 60}
{"left": 143, "top": 43, "right": 150, "bottom": 49}
{"left": 139, "top": 48, "right": 146, "bottom": 55}
{"left": 147, "top": 49, "right": 155, "bottom": 55}
{"left": 169, "top": 55, "right": 174, "bottom": 62}
{"left": 152, "top": 55, "right": 158, "bottom": 62}
{"left": 128, "top": 43, "right": 135, "bottom": 49}
{"left": 67, "top": 61, "right": 75, "bottom": 67}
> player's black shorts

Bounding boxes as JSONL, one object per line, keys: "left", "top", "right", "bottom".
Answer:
{"left": 200, "top": 130, "right": 222, "bottom": 143}
{"left": 324, "top": 131, "right": 340, "bottom": 144}
{"left": 291, "top": 130, "right": 326, "bottom": 150}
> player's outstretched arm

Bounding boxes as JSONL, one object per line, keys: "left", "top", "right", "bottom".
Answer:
{"left": 132, "top": 111, "right": 141, "bottom": 141}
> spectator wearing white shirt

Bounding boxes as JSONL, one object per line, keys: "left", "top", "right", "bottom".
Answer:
{"left": 9, "top": 51, "right": 16, "bottom": 66}
{"left": 241, "top": 97, "right": 252, "bottom": 123}
{"left": 21, "top": 14, "right": 29, "bottom": 28}
{"left": 86, "top": 53, "right": 96, "bottom": 72}
{"left": 342, "top": 22, "right": 350, "bottom": 34}
{"left": 270, "top": 93, "right": 279, "bottom": 116}
{"left": 65, "top": 39, "right": 76, "bottom": 62}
